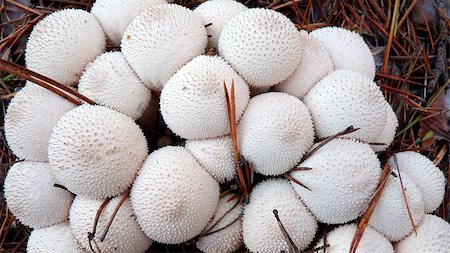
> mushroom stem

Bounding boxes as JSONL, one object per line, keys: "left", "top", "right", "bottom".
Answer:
{"left": 99, "top": 189, "right": 131, "bottom": 242}
{"left": 272, "top": 209, "right": 300, "bottom": 253}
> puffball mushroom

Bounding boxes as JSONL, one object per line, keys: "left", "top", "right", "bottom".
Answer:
{"left": 395, "top": 214, "right": 450, "bottom": 253}
{"left": 371, "top": 102, "right": 398, "bottom": 152}
{"left": 388, "top": 151, "right": 445, "bottom": 213}
{"left": 290, "top": 138, "right": 381, "bottom": 224}
{"left": 48, "top": 105, "right": 148, "bottom": 199}
{"left": 369, "top": 172, "right": 425, "bottom": 242}
{"left": 315, "top": 224, "right": 394, "bottom": 253}
{"left": 4, "top": 83, "right": 76, "bottom": 162}
{"left": 27, "top": 222, "right": 82, "bottom": 253}
{"left": 196, "top": 193, "right": 243, "bottom": 253}
{"left": 309, "top": 26, "right": 376, "bottom": 80}
{"left": 25, "top": 9, "right": 105, "bottom": 86}
{"left": 194, "top": 0, "right": 247, "bottom": 49}
{"left": 130, "top": 146, "right": 220, "bottom": 244}
{"left": 185, "top": 135, "right": 235, "bottom": 183}
{"left": 122, "top": 4, "right": 207, "bottom": 90}
{"left": 237, "top": 92, "right": 314, "bottom": 176}
{"left": 160, "top": 55, "right": 250, "bottom": 139}
{"left": 304, "top": 69, "right": 386, "bottom": 143}
{"left": 69, "top": 195, "right": 152, "bottom": 253}
{"left": 91, "top": 0, "right": 168, "bottom": 46}
{"left": 242, "top": 179, "right": 317, "bottom": 252}
{"left": 274, "top": 30, "right": 334, "bottom": 98}
{"left": 219, "top": 8, "right": 303, "bottom": 87}
{"left": 78, "top": 51, "right": 151, "bottom": 120}
{"left": 4, "top": 161, "right": 73, "bottom": 229}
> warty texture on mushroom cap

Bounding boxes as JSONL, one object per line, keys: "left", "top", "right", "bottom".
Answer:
{"left": 371, "top": 102, "right": 398, "bottom": 152}
{"left": 27, "top": 222, "right": 83, "bottom": 253}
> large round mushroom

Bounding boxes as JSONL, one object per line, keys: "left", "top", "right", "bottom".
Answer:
{"left": 27, "top": 222, "right": 82, "bottom": 253}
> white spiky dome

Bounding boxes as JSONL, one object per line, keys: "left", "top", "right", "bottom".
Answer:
{"left": 121, "top": 4, "right": 207, "bottom": 90}
{"left": 4, "top": 161, "right": 73, "bottom": 229}
{"left": 395, "top": 214, "right": 450, "bottom": 253}
{"left": 194, "top": 0, "right": 247, "bottom": 49}
{"left": 78, "top": 51, "right": 151, "bottom": 120}
{"left": 69, "top": 195, "right": 152, "bottom": 253}
{"left": 315, "top": 224, "right": 394, "bottom": 253}
{"left": 237, "top": 92, "right": 314, "bottom": 176}
{"left": 27, "top": 222, "right": 82, "bottom": 253}
{"left": 130, "top": 146, "right": 220, "bottom": 244}
{"left": 242, "top": 179, "right": 317, "bottom": 252}
{"left": 369, "top": 172, "right": 425, "bottom": 242}
{"left": 388, "top": 152, "right": 445, "bottom": 213}
{"left": 290, "top": 138, "right": 381, "bottom": 224}
{"left": 274, "top": 30, "right": 334, "bottom": 98}
{"left": 91, "top": 0, "right": 168, "bottom": 46}
{"left": 309, "top": 26, "right": 375, "bottom": 80}
{"left": 371, "top": 102, "right": 398, "bottom": 152}
{"left": 304, "top": 70, "right": 386, "bottom": 143}
{"left": 25, "top": 9, "right": 105, "bottom": 86}
{"left": 185, "top": 135, "right": 235, "bottom": 183}
{"left": 48, "top": 105, "right": 148, "bottom": 199}
{"left": 218, "top": 8, "right": 303, "bottom": 87}
{"left": 4, "top": 83, "right": 76, "bottom": 162}
{"left": 160, "top": 55, "right": 250, "bottom": 139}
{"left": 196, "top": 193, "right": 243, "bottom": 253}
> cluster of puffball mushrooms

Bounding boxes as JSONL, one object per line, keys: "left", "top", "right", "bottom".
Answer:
{"left": 2, "top": 0, "right": 449, "bottom": 252}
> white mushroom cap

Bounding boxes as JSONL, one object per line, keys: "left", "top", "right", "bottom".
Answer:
{"left": 290, "top": 138, "right": 381, "bottom": 224}
{"left": 91, "top": 0, "right": 168, "bottom": 46}
{"left": 25, "top": 9, "right": 105, "bottom": 86}
{"left": 194, "top": 0, "right": 247, "bottom": 49}
{"left": 48, "top": 105, "right": 148, "bottom": 199}
{"left": 122, "top": 4, "right": 207, "bottom": 90}
{"left": 196, "top": 193, "right": 243, "bottom": 253}
{"left": 78, "top": 51, "right": 151, "bottom": 120}
{"left": 388, "top": 151, "right": 445, "bottom": 213}
{"left": 27, "top": 222, "right": 83, "bottom": 253}
{"left": 4, "top": 83, "right": 76, "bottom": 162}
{"left": 237, "top": 92, "right": 314, "bottom": 176}
{"left": 274, "top": 30, "right": 334, "bottom": 98}
{"left": 130, "top": 146, "right": 220, "bottom": 244}
{"left": 395, "top": 214, "right": 450, "bottom": 253}
{"left": 309, "top": 26, "right": 376, "bottom": 80}
{"left": 185, "top": 135, "right": 235, "bottom": 183}
{"left": 242, "top": 179, "right": 318, "bottom": 252}
{"left": 371, "top": 102, "right": 398, "bottom": 152}
{"left": 4, "top": 161, "right": 72, "bottom": 229}
{"left": 304, "top": 70, "right": 386, "bottom": 143}
{"left": 315, "top": 224, "right": 394, "bottom": 253}
{"left": 69, "top": 195, "right": 152, "bottom": 253}
{"left": 218, "top": 8, "right": 303, "bottom": 87}
{"left": 160, "top": 55, "right": 250, "bottom": 139}
{"left": 369, "top": 172, "right": 425, "bottom": 242}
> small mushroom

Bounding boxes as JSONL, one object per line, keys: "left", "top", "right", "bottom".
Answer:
{"left": 27, "top": 222, "right": 83, "bottom": 253}
{"left": 371, "top": 102, "right": 399, "bottom": 152}
{"left": 25, "top": 9, "right": 106, "bottom": 86}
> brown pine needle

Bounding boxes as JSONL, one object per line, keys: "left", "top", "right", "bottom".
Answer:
{"left": 273, "top": 209, "right": 299, "bottom": 253}
{"left": 283, "top": 173, "right": 311, "bottom": 191}
{"left": 100, "top": 189, "right": 131, "bottom": 242}
{"left": 88, "top": 197, "right": 111, "bottom": 251}
{"left": 198, "top": 198, "right": 240, "bottom": 238}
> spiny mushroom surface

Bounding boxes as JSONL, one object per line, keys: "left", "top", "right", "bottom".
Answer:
{"left": 130, "top": 146, "right": 220, "bottom": 244}
{"left": 48, "top": 105, "right": 148, "bottom": 199}
{"left": 160, "top": 55, "right": 250, "bottom": 139}
{"left": 369, "top": 172, "right": 425, "bottom": 242}
{"left": 25, "top": 9, "right": 105, "bottom": 86}
{"left": 290, "top": 138, "right": 381, "bottom": 224}
{"left": 274, "top": 30, "right": 334, "bottom": 98}
{"left": 69, "top": 195, "right": 152, "bottom": 253}
{"left": 304, "top": 69, "right": 386, "bottom": 143}
{"left": 242, "top": 179, "right": 317, "bottom": 252}
{"left": 395, "top": 214, "right": 450, "bottom": 253}
{"left": 91, "top": 0, "right": 168, "bottom": 46}
{"left": 194, "top": 0, "right": 247, "bottom": 49}
{"left": 78, "top": 51, "right": 151, "bottom": 120}
{"left": 4, "top": 83, "right": 76, "bottom": 162}
{"left": 196, "top": 193, "right": 243, "bottom": 253}
{"left": 219, "top": 8, "right": 303, "bottom": 87}
{"left": 309, "top": 26, "right": 376, "bottom": 80}
{"left": 371, "top": 102, "right": 398, "bottom": 152}
{"left": 121, "top": 4, "right": 207, "bottom": 90}
{"left": 388, "top": 151, "right": 445, "bottom": 213}
{"left": 237, "top": 92, "right": 314, "bottom": 176}
{"left": 4, "top": 161, "right": 73, "bottom": 229}
{"left": 27, "top": 222, "right": 82, "bottom": 253}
